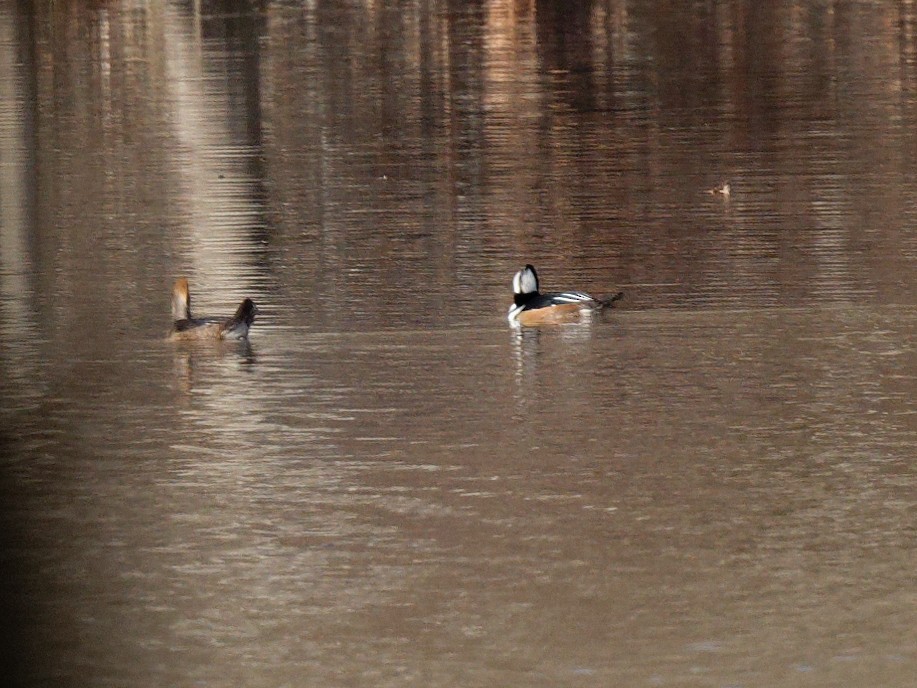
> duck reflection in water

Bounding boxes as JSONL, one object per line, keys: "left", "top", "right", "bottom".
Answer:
{"left": 167, "top": 277, "right": 257, "bottom": 341}
{"left": 171, "top": 337, "right": 256, "bottom": 398}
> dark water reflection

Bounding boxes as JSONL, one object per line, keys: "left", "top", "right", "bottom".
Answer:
{"left": 1, "top": 1, "right": 915, "bottom": 686}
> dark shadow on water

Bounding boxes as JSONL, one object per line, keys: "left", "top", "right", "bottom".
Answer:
{"left": 0, "top": 429, "right": 55, "bottom": 687}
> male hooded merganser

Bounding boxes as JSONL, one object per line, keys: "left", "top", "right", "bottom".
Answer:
{"left": 168, "top": 277, "right": 257, "bottom": 341}
{"left": 507, "top": 264, "right": 622, "bottom": 326}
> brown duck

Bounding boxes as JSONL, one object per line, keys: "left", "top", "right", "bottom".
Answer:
{"left": 168, "top": 278, "right": 257, "bottom": 341}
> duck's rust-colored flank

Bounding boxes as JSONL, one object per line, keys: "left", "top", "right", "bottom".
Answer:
{"left": 514, "top": 302, "right": 590, "bottom": 326}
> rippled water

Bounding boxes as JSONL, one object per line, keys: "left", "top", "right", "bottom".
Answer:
{"left": 1, "top": 1, "right": 915, "bottom": 686}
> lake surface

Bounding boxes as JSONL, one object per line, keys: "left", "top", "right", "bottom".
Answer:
{"left": 1, "top": 1, "right": 915, "bottom": 686}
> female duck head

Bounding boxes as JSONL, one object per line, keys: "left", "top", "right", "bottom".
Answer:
{"left": 171, "top": 278, "right": 191, "bottom": 321}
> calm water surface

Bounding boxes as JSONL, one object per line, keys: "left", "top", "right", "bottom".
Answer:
{"left": 1, "top": 1, "right": 915, "bottom": 686}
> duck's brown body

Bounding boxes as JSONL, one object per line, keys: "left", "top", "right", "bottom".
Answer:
{"left": 513, "top": 301, "right": 594, "bottom": 326}
{"left": 167, "top": 278, "right": 257, "bottom": 341}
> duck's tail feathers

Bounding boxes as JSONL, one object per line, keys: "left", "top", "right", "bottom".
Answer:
{"left": 220, "top": 298, "right": 258, "bottom": 339}
{"left": 598, "top": 291, "right": 624, "bottom": 309}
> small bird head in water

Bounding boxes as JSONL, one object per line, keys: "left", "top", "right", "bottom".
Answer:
{"left": 706, "top": 182, "right": 730, "bottom": 197}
